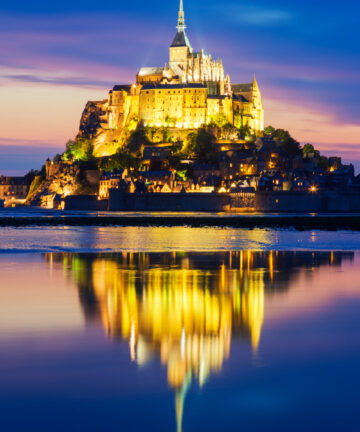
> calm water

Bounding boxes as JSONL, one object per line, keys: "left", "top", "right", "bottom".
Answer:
{"left": 1, "top": 226, "right": 360, "bottom": 252}
{"left": 1, "top": 249, "right": 360, "bottom": 431}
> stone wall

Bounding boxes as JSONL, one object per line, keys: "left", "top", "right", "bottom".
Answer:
{"left": 230, "top": 192, "right": 255, "bottom": 210}
{"left": 109, "top": 190, "right": 231, "bottom": 212}
{"left": 255, "top": 191, "right": 360, "bottom": 212}
{"left": 64, "top": 195, "right": 108, "bottom": 211}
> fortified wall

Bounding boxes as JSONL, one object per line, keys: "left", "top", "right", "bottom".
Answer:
{"left": 108, "top": 190, "right": 231, "bottom": 212}
{"left": 255, "top": 191, "right": 360, "bottom": 212}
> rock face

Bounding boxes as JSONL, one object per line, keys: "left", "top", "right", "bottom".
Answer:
{"left": 76, "top": 99, "right": 130, "bottom": 157}
{"left": 28, "top": 161, "right": 98, "bottom": 208}
{"left": 77, "top": 100, "right": 108, "bottom": 140}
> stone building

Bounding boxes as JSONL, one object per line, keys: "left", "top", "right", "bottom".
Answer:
{"left": 78, "top": 0, "right": 264, "bottom": 156}
{"left": 0, "top": 177, "right": 28, "bottom": 206}
{"left": 99, "top": 169, "right": 129, "bottom": 199}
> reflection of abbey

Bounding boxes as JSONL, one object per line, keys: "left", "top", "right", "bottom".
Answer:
{"left": 45, "top": 250, "right": 350, "bottom": 432}
{"left": 89, "top": 0, "right": 263, "bottom": 147}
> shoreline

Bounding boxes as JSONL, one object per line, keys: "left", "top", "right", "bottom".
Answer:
{"left": 1, "top": 214, "right": 360, "bottom": 230}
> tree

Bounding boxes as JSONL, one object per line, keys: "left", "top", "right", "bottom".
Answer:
{"left": 184, "top": 127, "right": 217, "bottom": 163}
{"left": 238, "top": 124, "right": 252, "bottom": 140}
{"left": 126, "top": 128, "right": 151, "bottom": 155}
{"left": 24, "top": 169, "right": 38, "bottom": 185}
{"left": 318, "top": 156, "right": 329, "bottom": 170}
{"left": 302, "top": 143, "right": 315, "bottom": 155}
{"left": 222, "top": 124, "right": 239, "bottom": 141}
{"left": 144, "top": 126, "right": 158, "bottom": 142}
{"left": 62, "top": 139, "right": 94, "bottom": 161}
{"left": 99, "top": 148, "right": 141, "bottom": 172}
{"left": 272, "top": 129, "right": 301, "bottom": 156}
{"left": 53, "top": 154, "right": 62, "bottom": 163}
{"left": 212, "top": 113, "right": 228, "bottom": 128}
{"left": 264, "top": 125, "right": 276, "bottom": 136}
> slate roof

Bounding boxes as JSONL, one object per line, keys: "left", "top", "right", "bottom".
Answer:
{"left": 233, "top": 94, "right": 249, "bottom": 102}
{"left": 111, "top": 85, "right": 132, "bottom": 92}
{"left": 141, "top": 83, "right": 207, "bottom": 90}
{"left": 138, "top": 171, "right": 172, "bottom": 178}
{"left": 0, "top": 176, "right": 27, "bottom": 185}
{"left": 171, "top": 30, "right": 192, "bottom": 50}
{"left": 208, "top": 95, "right": 228, "bottom": 100}
{"left": 232, "top": 83, "right": 253, "bottom": 93}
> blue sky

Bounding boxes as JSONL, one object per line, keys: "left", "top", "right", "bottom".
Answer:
{"left": 0, "top": 0, "right": 359, "bottom": 174}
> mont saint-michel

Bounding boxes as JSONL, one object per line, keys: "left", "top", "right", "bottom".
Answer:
{"left": 0, "top": 0, "right": 359, "bottom": 212}
{"left": 79, "top": 0, "right": 264, "bottom": 157}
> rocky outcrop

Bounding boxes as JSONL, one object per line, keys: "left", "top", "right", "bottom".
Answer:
{"left": 77, "top": 100, "right": 108, "bottom": 140}
{"left": 76, "top": 99, "right": 128, "bottom": 157}
{"left": 28, "top": 161, "right": 99, "bottom": 208}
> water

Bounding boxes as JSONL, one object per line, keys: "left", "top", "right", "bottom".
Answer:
{"left": 1, "top": 248, "right": 360, "bottom": 431}
{"left": 1, "top": 226, "right": 360, "bottom": 252}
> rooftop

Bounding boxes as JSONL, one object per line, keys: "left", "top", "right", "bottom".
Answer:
{"left": 171, "top": 30, "right": 192, "bottom": 51}
{"left": 111, "top": 85, "right": 132, "bottom": 92}
{"left": 232, "top": 83, "right": 253, "bottom": 93}
{"left": 141, "top": 83, "right": 207, "bottom": 90}
{"left": 138, "top": 67, "right": 165, "bottom": 76}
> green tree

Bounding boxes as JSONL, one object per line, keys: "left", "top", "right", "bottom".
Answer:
{"left": 126, "top": 128, "right": 151, "bottom": 155}
{"left": 184, "top": 127, "right": 217, "bottom": 163}
{"left": 238, "top": 124, "right": 252, "bottom": 140}
{"left": 53, "top": 154, "right": 62, "bottom": 163}
{"left": 318, "top": 156, "right": 329, "bottom": 170}
{"left": 62, "top": 139, "right": 94, "bottom": 161}
{"left": 212, "top": 113, "right": 228, "bottom": 128}
{"left": 273, "top": 129, "right": 301, "bottom": 156}
{"left": 302, "top": 143, "right": 315, "bottom": 155}
{"left": 26, "top": 175, "right": 44, "bottom": 202}
{"left": 264, "top": 125, "right": 276, "bottom": 136}
{"left": 99, "top": 148, "right": 141, "bottom": 172}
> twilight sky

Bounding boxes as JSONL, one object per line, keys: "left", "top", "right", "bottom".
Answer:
{"left": 0, "top": 0, "right": 359, "bottom": 174}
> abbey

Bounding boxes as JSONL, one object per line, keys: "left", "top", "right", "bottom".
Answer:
{"left": 80, "top": 0, "right": 264, "bottom": 154}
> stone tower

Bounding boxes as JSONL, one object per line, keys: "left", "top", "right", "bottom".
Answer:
{"left": 169, "top": 0, "right": 192, "bottom": 82}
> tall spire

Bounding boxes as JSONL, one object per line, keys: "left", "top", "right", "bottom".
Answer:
{"left": 177, "top": 0, "right": 186, "bottom": 32}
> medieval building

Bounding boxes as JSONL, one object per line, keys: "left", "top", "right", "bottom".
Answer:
{"left": 79, "top": 0, "right": 264, "bottom": 156}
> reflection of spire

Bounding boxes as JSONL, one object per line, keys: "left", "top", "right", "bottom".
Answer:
{"left": 177, "top": 0, "right": 186, "bottom": 32}
{"left": 65, "top": 252, "right": 273, "bottom": 432}
{"left": 54, "top": 251, "right": 353, "bottom": 432}
{"left": 175, "top": 372, "right": 191, "bottom": 432}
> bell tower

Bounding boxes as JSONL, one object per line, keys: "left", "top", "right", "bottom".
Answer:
{"left": 169, "top": 0, "right": 192, "bottom": 82}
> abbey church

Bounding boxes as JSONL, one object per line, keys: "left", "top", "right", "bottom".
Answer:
{"left": 79, "top": 0, "right": 264, "bottom": 154}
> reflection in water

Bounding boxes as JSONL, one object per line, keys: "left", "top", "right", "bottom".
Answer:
{"left": 45, "top": 251, "right": 353, "bottom": 432}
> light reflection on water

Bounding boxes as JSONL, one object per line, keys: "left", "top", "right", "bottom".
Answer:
{"left": 1, "top": 251, "right": 359, "bottom": 431}
{"left": 1, "top": 226, "right": 360, "bottom": 252}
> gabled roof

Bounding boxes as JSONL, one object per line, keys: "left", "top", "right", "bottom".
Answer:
{"left": 233, "top": 94, "right": 249, "bottom": 102}
{"left": 139, "top": 171, "right": 172, "bottom": 178}
{"left": 232, "top": 83, "right": 253, "bottom": 93}
{"left": 171, "top": 30, "right": 192, "bottom": 51}
{"left": 112, "top": 85, "right": 132, "bottom": 92}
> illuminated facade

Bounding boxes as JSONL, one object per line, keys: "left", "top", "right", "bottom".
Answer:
{"left": 112, "top": 1, "right": 263, "bottom": 131}
{"left": 0, "top": 176, "right": 28, "bottom": 206}
{"left": 83, "top": 1, "right": 264, "bottom": 155}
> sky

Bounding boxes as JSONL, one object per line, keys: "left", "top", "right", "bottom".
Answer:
{"left": 0, "top": 0, "right": 359, "bottom": 175}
